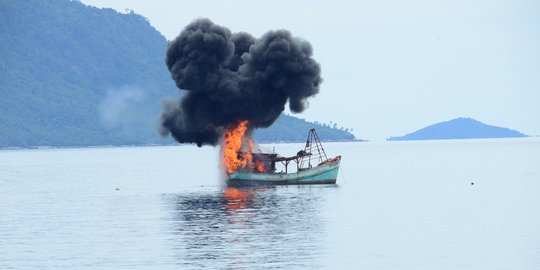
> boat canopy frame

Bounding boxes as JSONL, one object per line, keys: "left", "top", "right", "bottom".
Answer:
{"left": 300, "top": 129, "right": 329, "bottom": 169}
{"left": 271, "top": 129, "right": 330, "bottom": 174}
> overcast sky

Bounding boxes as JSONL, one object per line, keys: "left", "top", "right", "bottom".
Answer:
{"left": 81, "top": 0, "right": 539, "bottom": 140}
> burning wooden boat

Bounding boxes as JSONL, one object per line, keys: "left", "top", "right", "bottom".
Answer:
{"left": 226, "top": 128, "right": 341, "bottom": 186}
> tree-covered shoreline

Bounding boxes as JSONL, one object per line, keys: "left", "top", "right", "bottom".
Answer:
{"left": 0, "top": 0, "right": 357, "bottom": 148}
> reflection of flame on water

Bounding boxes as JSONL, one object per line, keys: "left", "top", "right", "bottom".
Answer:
{"left": 223, "top": 187, "right": 257, "bottom": 210}
{"left": 222, "top": 120, "right": 265, "bottom": 174}
{"left": 167, "top": 187, "right": 325, "bottom": 268}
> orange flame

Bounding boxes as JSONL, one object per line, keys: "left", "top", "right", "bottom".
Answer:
{"left": 244, "top": 136, "right": 254, "bottom": 169}
{"left": 255, "top": 160, "right": 265, "bottom": 173}
{"left": 223, "top": 120, "right": 249, "bottom": 173}
{"left": 223, "top": 120, "right": 266, "bottom": 173}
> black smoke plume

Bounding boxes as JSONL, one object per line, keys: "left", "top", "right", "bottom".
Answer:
{"left": 160, "top": 18, "right": 322, "bottom": 146}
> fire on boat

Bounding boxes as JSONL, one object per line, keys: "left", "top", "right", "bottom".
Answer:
{"left": 223, "top": 125, "right": 341, "bottom": 187}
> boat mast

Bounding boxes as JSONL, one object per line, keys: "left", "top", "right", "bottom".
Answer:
{"left": 300, "top": 129, "right": 329, "bottom": 169}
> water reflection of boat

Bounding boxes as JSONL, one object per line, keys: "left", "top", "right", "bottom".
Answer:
{"left": 166, "top": 187, "right": 326, "bottom": 268}
{"left": 227, "top": 129, "right": 341, "bottom": 186}
{"left": 223, "top": 187, "right": 257, "bottom": 210}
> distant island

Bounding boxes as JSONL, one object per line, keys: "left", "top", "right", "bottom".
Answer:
{"left": 0, "top": 0, "right": 356, "bottom": 148}
{"left": 387, "top": 118, "right": 527, "bottom": 141}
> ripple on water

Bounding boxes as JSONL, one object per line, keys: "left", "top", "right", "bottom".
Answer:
{"left": 163, "top": 187, "right": 331, "bottom": 269}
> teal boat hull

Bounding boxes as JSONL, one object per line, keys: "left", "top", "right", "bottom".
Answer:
{"left": 227, "top": 159, "right": 340, "bottom": 186}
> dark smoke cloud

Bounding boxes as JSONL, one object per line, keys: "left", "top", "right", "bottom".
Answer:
{"left": 160, "top": 18, "right": 322, "bottom": 146}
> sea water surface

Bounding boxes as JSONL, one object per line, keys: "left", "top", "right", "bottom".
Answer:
{"left": 1, "top": 138, "right": 539, "bottom": 269}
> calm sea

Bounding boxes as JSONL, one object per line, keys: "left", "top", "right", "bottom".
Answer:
{"left": 1, "top": 139, "right": 539, "bottom": 269}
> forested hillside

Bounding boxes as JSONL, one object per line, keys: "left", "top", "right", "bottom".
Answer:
{"left": 0, "top": 0, "right": 356, "bottom": 148}
{"left": 255, "top": 115, "right": 355, "bottom": 142}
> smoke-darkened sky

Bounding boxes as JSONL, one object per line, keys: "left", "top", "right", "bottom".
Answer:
{"left": 160, "top": 19, "right": 321, "bottom": 146}
{"left": 82, "top": 0, "right": 540, "bottom": 140}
